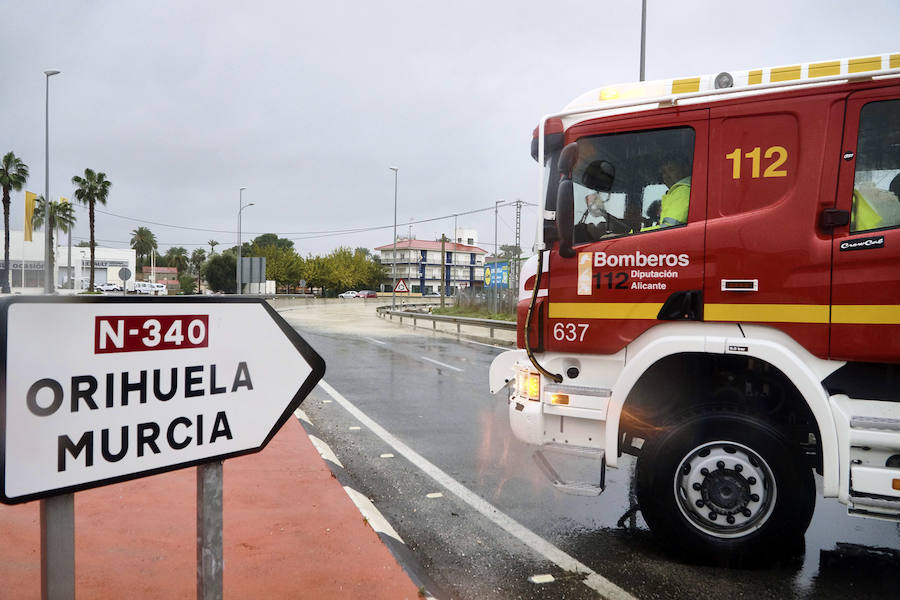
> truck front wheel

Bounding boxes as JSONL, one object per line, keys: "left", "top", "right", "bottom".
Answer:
{"left": 635, "top": 411, "right": 815, "bottom": 565}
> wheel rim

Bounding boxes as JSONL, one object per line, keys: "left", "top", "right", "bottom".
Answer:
{"left": 673, "top": 440, "right": 776, "bottom": 539}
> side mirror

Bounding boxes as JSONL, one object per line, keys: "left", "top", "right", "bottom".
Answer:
{"left": 531, "top": 117, "right": 565, "bottom": 162}
{"left": 556, "top": 143, "right": 578, "bottom": 258}
{"left": 583, "top": 160, "right": 615, "bottom": 192}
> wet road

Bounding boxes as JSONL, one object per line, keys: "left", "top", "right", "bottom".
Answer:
{"left": 282, "top": 302, "right": 900, "bottom": 599}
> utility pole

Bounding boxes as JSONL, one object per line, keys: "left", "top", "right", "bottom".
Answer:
{"left": 514, "top": 199, "right": 522, "bottom": 299}
{"left": 389, "top": 167, "right": 399, "bottom": 309}
{"left": 640, "top": 0, "right": 647, "bottom": 81}
{"left": 440, "top": 234, "right": 446, "bottom": 308}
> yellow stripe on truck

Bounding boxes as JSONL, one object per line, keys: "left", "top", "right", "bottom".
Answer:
{"left": 549, "top": 302, "right": 900, "bottom": 325}
{"left": 705, "top": 303, "right": 829, "bottom": 324}
{"left": 832, "top": 305, "right": 900, "bottom": 325}
{"left": 549, "top": 302, "right": 664, "bottom": 320}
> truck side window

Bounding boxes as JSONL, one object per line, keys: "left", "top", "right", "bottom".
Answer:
{"left": 851, "top": 99, "right": 900, "bottom": 233}
{"left": 571, "top": 127, "right": 695, "bottom": 244}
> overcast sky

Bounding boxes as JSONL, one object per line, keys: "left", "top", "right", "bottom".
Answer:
{"left": 3, "top": 0, "right": 899, "bottom": 257}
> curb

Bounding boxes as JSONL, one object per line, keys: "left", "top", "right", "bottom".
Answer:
{"left": 294, "top": 408, "right": 443, "bottom": 600}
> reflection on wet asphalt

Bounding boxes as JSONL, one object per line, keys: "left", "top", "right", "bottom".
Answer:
{"left": 286, "top": 306, "right": 900, "bottom": 599}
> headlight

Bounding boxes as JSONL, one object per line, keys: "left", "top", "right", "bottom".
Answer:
{"left": 516, "top": 370, "right": 540, "bottom": 401}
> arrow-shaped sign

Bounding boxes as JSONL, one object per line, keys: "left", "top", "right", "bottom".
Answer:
{"left": 0, "top": 296, "right": 325, "bottom": 505}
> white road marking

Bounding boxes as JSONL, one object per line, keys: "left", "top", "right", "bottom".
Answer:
{"left": 294, "top": 408, "right": 312, "bottom": 425}
{"left": 420, "top": 356, "right": 463, "bottom": 372}
{"left": 365, "top": 337, "right": 387, "bottom": 345}
{"left": 307, "top": 434, "right": 344, "bottom": 468}
{"left": 317, "top": 379, "right": 638, "bottom": 600}
{"left": 343, "top": 486, "right": 404, "bottom": 544}
{"left": 426, "top": 492, "right": 443, "bottom": 499}
{"left": 349, "top": 426, "right": 361, "bottom": 431}
{"left": 459, "top": 338, "right": 510, "bottom": 351}
{"left": 380, "top": 453, "right": 395, "bottom": 458}
{"left": 529, "top": 574, "right": 555, "bottom": 584}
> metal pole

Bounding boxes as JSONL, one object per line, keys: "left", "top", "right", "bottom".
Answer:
{"left": 66, "top": 228, "right": 71, "bottom": 289}
{"left": 197, "top": 461, "right": 223, "bottom": 600}
{"left": 389, "top": 167, "right": 398, "bottom": 308}
{"left": 640, "top": 0, "right": 647, "bottom": 81}
{"left": 494, "top": 200, "right": 501, "bottom": 312}
{"left": 236, "top": 187, "right": 245, "bottom": 295}
{"left": 43, "top": 70, "right": 60, "bottom": 294}
{"left": 40, "top": 494, "right": 74, "bottom": 600}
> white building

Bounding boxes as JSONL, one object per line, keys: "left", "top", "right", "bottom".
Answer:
{"left": 375, "top": 239, "right": 488, "bottom": 295}
{"left": 2, "top": 231, "right": 136, "bottom": 292}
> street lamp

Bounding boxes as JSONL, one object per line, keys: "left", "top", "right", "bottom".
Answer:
{"left": 43, "top": 69, "right": 60, "bottom": 294}
{"left": 494, "top": 199, "right": 504, "bottom": 312}
{"left": 236, "top": 187, "right": 253, "bottom": 294}
{"left": 389, "top": 167, "right": 398, "bottom": 309}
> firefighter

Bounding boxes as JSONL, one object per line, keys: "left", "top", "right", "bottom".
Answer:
{"left": 851, "top": 188, "right": 883, "bottom": 232}
{"left": 643, "top": 157, "right": 691, "bottom": 231}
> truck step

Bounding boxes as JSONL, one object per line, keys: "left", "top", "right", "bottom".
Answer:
{"left": 540, "top": 441, "right": 606, "bottom": 459}
{"left": 532, "top": 446, "right": 606, "bottom": 497}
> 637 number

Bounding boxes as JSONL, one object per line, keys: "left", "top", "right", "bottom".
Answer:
{"left": 553, "top": 322, "right": 589, "bottom": 342}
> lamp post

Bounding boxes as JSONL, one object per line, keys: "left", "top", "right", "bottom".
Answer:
{"left": 43, "top": 69, "right": 60, "bottom": 294}
{"left": 494, "top": 199, "right": 503, "bottom": 312}
{"left": 236, "top": 187, "right": 252, "bottom": 294}
{"left": 389, "top": 167, "right": 398, "bottom": 309}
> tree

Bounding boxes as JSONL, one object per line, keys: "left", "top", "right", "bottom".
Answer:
{"left": 252, "top": 244, "right": 302, "bottom": 288}
{"left": 0, "top": 152, "right": 29, "bottom": 293}
{"left": 203, "top": 253, "right": 236, "bottom": 292}
{"left": 190, "top": 248, "right": 207, "bottom": 292}
{"left": 208, "top": 239, "right": 218, "bottom": 255}
{"left": 499, "top": 244, "right": 522, "bottom": 261}
{"left": 71, "top": 168, "right": 111, "bottom": 292}
{"left": 165, "top": 246, "right": 189, "bottom": 275}
{"left": 32, "top": 196, "right": 76, "bottom": 288}
{"left": 178, "top": 274, "right": 196, "bottom": 295}
{"left": 130, "top": 226, "right": 157, "bottom": 269}
{"left": 251, "top": 233, "right": 294, "bottom": 251}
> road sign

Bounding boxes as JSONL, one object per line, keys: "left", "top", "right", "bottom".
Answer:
{"left": 0, "top": 296, "right": 325, "bottom": 505}
{"left": 394, "top": 278, "right": 409, "bottom": 293}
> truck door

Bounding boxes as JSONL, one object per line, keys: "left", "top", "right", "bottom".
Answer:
{"left": 831, "top": 88, "right": 900, "bottom": 362}
{"left": 705, "top": 92, "right": 847, "bottom": 358}
{"left": 546, "top": 110, "right": 708, "bottom": 355}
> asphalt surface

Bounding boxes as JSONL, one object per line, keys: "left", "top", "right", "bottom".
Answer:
{"left": 282, "top": 301, "right": 900, "bottom": 600}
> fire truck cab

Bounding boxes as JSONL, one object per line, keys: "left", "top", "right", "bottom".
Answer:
{"left": 490, "top": 53, "right": 900, "bottom": 563}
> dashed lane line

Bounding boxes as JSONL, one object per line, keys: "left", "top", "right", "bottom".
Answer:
{"left": 420, "top": 356, "right": 463, "bottom": 372}
{"left": 342, "top": 486, "right": 404, "bottom": 544}
{"left": 459, "top": 338, "right": 510, "bottom": 351}
{"left": 317, "top": 379, "right": 639, "bottom": 600}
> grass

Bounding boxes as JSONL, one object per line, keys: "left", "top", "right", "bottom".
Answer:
{"left": 431, "top": 305, "right": 516, "bottom": 322}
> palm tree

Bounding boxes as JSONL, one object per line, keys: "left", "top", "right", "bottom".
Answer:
{"left": 32, "top": 196, "right": 76, "bottom": 288}
{"left": 191, "top": 248, "right": 207, "bottom": 293}
{"left": 166, "top": 246, "right": 189, "bottom": 275}
{"left": 71, "top": 168, "right": 111, "bottom": 292}
{"left": 208, "top": 239, "right": 218, "bottom": 255}
{"left": 130, "top": 226, "right": 157, "bottom": 269}
{"left": 0, "top": 152, "right": 29, "bottom": 293}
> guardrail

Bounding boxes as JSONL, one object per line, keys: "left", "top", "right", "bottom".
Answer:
{"left": 376, "top": 304, "right": 516, "bottom": 342}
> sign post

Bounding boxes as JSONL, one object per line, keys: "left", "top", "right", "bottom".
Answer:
{"left": 0, "top": 296, "right": 325, "bottom": 597}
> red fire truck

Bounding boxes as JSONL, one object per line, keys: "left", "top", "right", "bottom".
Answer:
{"left": 489, "top": 53, "right": 900, "bottom": 563}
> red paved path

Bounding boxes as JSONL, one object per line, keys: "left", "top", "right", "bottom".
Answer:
{"left": 0, "top": 417, "right": 421, "bottom": 599}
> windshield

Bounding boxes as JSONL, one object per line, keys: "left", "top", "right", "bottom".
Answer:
{"left": 569, "top": 127, "right": 695, "bottom": 244}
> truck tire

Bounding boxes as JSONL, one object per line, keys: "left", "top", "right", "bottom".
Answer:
{"left": 635, "top": 410, "right": 815, "bottom": 566}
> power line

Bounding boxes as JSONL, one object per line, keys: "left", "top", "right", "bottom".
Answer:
{"left": 78, "top": 202, "right": 529, "bottom": 240}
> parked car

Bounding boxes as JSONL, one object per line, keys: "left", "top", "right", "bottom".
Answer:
{"left": 357, "top": 290, "right": 377, "bottom": 298}
{"left": 338, "top": 290, "right": 358, "bottom": 298}
{"left": 96, "top": 282, "right": 122, "bottom": 292}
